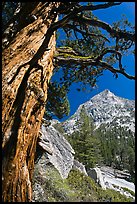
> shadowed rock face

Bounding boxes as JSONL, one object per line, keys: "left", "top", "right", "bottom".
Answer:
{"left": 73, "top": 159, "right": 88, "bottom": 176}
{"left": 38, "top": 123, "right": 75, "bottom": 179}
{"left": 87, "top": 167, "right": 106, "bottom": 190}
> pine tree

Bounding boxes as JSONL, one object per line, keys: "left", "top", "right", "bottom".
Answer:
{"left": 69, "top": 106, "right": 102, "bottom": 169}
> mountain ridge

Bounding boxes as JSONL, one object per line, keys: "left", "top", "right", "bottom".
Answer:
{"left": 61, "top": 89, "right": 135, "bottom": 134}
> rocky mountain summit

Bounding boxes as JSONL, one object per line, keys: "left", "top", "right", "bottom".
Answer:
{"left": 62, "top": 89, "right": 135, "bottom": 134}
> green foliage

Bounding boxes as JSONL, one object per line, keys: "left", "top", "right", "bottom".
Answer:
{"left": 67, "top": 169, "right": 133, "bottom": 202}
{"left": 53, "top": 60, "right": 101, "bottom": 94}
{"left": 56, "top": 32, "right": 104, "bottom": 91}
{"left": 97, "top": 187, "right": 133, "bottom": 202}
{"left": 55, "top": 5, "right": 109, "bottom": 92}
{"left": 53, "top": 2, "right": 135, "bottom": 95}
{"left": 61, "top": 4, "right": 105, "bottom": 58}
{"left": 63, "top": 106, "right": 134, "bottom": 182}
{"left": 67, "top": 169, "right": 98, "bottom": 201}
{"left": 33, "top": 164, "right": 133, "bottom": 202}
{"left": 94, "top": 124, "right": 135, "bottom": 182}
{"left": 45, "top": 81, "right": 70, "bottom": 119}
{"left": 67, "top": 106, "right": 103, "bottom": 169}
{"left": 2, "top": 2, "right": 17, "bottom": 32}
{"left": 33, "top": 164, "right": 75, "bottom": 202}
{"left": 53, "top": 123, "right": 65, "bottom": 134}
{"left": 121, "top": 187, "right": 135, "bottom": 197}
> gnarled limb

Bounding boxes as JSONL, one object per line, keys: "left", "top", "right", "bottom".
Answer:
{"left": 73, "top": 15, "right": 135, "bottom": 42}
{"left": 63, "top": 23, "right": 110, "bottom": 42}
{"left": 54, "top": 48, "right": 135, "bottom": 80}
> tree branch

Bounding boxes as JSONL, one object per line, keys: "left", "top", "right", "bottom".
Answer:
{"left": 48, "top": 2, "right": 123, "bottom": 33}
{"left": 63, "top": 23, "right": 110, "bottom": 42}
{"left": 29, "top": 2, "right": 133, "bottom": 66}
{"left": 54, "top": 51, "right": 135, "bottom": 80}
{"left": 76, "top": 2, "right": 122, "bottom": 12}
{"left": 20, "top": 2, "right": 134, "bottom": 80}
{"left": 98, "top": 60, "right": 135, "bottom": 80}
{"left": 73, "top": 15, "right": 135, "bottom": 42}
{"left": 95, "top": 49, "right": 123, "bottom": 70}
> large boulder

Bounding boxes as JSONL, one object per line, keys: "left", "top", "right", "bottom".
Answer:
{"left": 38, "top": 123, "right": 75, "bottom": 179}
{"left": 87, "top": 167, "right": 106, "bottom": 190}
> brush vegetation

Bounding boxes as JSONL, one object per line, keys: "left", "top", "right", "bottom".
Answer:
{"left": 32, "top": 164, "right": 133, "bottom": 202}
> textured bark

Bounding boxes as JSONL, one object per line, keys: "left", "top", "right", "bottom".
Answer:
{"left": 2, "top": 2, "right": 60, "bottom": 202}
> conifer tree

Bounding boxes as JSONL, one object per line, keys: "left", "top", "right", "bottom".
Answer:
{"left": 69, "top": 106, "right": 102, "bottom": 169}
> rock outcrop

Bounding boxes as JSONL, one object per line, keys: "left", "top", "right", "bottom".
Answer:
{"left": 87, "top": 167, "right": 106, "bottom": 190}
{"left": 38, "top": 123, "right": 75, "bottom": 179}
{"left": 73, "top": 159, "right": 88, "bottom": 176}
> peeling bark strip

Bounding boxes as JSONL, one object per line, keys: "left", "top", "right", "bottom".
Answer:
{"left": 2, "top": 2, "right": 61, "bottom": 202}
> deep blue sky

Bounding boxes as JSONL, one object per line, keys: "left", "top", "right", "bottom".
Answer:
{"left": 52, "top": 2, "right": 135, "bottom": 122}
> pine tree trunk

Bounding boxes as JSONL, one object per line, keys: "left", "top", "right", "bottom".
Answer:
{"left": 2, "top": 2, "right": 60, "bottom": 202}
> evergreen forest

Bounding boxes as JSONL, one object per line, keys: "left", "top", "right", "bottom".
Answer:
{"left": 65, "top": 106, "right": 135, "bottom": 183}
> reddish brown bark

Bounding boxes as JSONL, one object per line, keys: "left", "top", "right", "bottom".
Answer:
{"left": 2, "top": 2, "right": 60, "bottom": 202}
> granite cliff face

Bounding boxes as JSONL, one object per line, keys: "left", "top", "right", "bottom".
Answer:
{"left": 37, "top": 123, "right": 75, "bottom": 179}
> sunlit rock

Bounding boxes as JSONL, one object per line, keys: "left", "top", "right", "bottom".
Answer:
{"left": 38, "top": 123, "right": 75, "bottom": 179}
